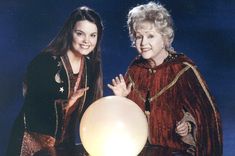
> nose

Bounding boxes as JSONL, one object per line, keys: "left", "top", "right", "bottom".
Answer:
{"left": 140, "top": 36, "right": 147, "bottom": 46}
{"left": 83, "top": 36, "right": 89, "bottom": 44}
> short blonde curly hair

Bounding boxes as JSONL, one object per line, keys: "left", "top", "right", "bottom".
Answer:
{"left": 127, "top": 1, "right": 174, "bottom": 50}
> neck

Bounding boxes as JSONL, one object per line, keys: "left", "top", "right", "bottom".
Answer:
{"left": 67, "top": 50, "right": 83, "bottom": 74}
{"left": 67, "top": 50, "right": 82, "bottom": 62}
{"left": 150, "top": 49, "right": 169, "bottom": 67}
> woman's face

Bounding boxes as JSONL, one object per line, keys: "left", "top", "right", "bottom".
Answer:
{"left": 71, "top": 20, "right": 98, "bottom": 56}
{"left": 134, "top": 21, "right": 166, "bottom": 62}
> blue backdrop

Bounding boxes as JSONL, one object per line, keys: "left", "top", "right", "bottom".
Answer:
{"left": 0, "top": 0, "right": 234, "bottom": 155}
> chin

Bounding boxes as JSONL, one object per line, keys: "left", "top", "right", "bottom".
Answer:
{"left": 141, "top": 54, "right": 151, "bottom": 60}
{"left": 79, "top": 50, "right": 93, "bottom": 56}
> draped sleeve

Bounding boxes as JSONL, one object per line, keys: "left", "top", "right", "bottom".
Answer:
{"left": 176, "top": 62, "right": 222, "bottom": 156}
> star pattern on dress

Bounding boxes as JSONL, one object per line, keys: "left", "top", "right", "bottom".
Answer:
{"left": 57, "top": 61, "right": 62, "bottom": 67}
{"left": 52, "top": 56, "right": 57, "bottom": 60}
{"left": 59, "top": 87, "right": 64, "bottom": 93}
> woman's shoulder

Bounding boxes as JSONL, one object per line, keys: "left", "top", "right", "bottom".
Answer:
{"left": 167, "top": 52, "right": 196, "bottom": 67}
{"left": 164, "top": 52, "right": 200, "bottom": 78}
{"left": 27, "top": 52, "right": 60, "bottom": 73}
{"left": 30, "top": 52, "right": 60, "bottom": 66}
{"left": 30, "top": 52, "right": 54, "bottom": 63}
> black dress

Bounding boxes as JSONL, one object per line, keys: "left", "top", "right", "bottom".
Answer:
{"left": 6, "top": 52, "right": 100, "bottom": 156}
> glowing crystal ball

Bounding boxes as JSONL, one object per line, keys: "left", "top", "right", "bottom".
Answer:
{"left": 80, "top": 96, "right": 148, "bottom": 156}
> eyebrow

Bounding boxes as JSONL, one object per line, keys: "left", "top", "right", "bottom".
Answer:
{"left": 136, "top": 30, "right": 157, "bottom": 34}
{"left": 74, "top": 29, "right": 98, "bottom": 34}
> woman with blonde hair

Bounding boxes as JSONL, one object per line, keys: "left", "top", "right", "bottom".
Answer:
{"left": 108, "top": 2, "right": 222, "bottom": 155}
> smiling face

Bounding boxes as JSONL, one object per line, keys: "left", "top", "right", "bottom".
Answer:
{"left": 71, "top": 20, "right": 98, "bottom": 56}
{"left": 134, "top": 21, "right": 168, "bottom": 64}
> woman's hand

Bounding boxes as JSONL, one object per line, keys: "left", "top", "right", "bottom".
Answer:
{"left": 107, "top": 74, "right": 132, "bottom": 97}
{"left": 66, "top": 77, "right": 89, "bottom": 112}
{"left": 65, "top": 87, "right": 89, "bottom": 113}
{"left": 70, "top": 87, "right": 89, "bottom": 103}
{"left": 175, "top": 121, "right": 191, "bottom": 137}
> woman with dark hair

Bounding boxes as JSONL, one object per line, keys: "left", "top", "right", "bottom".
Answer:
{"left": 108, "top": 2, "right": 222, "bottom": 156}
{"left": 7, "top": 6, "right": 103, "bottom": 156}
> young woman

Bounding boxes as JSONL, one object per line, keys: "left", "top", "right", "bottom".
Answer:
{"left": 7, "top": 6, "right": 103, "bottom": 156}
{"left": 108, "top": 2, "right": 222, "bottom": 156}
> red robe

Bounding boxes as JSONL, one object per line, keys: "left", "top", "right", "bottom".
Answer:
{"left": 125, "top": 53, "right": 222, "bottom": 156}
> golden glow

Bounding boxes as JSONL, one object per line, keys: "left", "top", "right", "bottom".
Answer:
{"left": 80, "top": 96, "right": 148, "bottom": 156}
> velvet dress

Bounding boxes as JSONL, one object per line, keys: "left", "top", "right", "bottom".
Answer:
{"left": 125, "top": 53, "right": 222, "bottom": 156}
{"left": 6, "top": 52, "right": 101, "bottom": 156}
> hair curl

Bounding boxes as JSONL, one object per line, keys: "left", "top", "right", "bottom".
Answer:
{"left": 127, "top": 1, "right": 174, "bottom": 50}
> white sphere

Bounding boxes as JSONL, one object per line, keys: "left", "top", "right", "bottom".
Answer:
{"left": 80, "top": 96, "right": 148, "bottom": 156}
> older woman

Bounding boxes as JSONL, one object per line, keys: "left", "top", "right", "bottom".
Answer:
{"left": 108, "top": 2, "right": 222, "bottom": 156}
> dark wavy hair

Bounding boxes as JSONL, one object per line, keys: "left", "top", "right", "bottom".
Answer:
{"left": 43, "top": 6, "right": 103, "bottom": 98}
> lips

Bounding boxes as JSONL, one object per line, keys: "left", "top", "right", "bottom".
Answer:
{"left": 80, "top": 44, "right": 90, "bottom": 49}
{"left": 141, "top": 48, "right": 151, "bottom": 53}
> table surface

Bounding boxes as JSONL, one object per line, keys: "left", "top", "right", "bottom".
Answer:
{"left": 34, "top": 144, "right": 190, "bottom": 156}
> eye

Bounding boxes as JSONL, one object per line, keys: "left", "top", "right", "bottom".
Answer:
{"left": 91, "top": 33, "right": 97, "bottom": 38}
{"left": 147, "top": 34, "right": 154, "bottom": 39}
{"left": 135, "top": 35, "right": 142, "bottom": 40}
{"left": 74, "top": 30, "right": 83, "bottom": 36}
